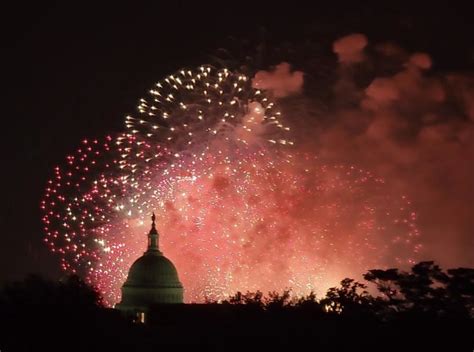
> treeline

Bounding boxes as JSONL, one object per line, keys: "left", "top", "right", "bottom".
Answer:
{"left": 212, "top": 261, "right": 474, "bottom": 319}
{"left": 0, "top": 261, "right": 473, "bottom": 351}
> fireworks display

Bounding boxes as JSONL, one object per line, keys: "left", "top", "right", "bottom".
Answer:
{"left": 41, "top": 65, "right": 421, "bottom": 305}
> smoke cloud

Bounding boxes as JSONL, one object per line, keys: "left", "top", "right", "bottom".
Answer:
{"left": 262, "top": 34, "right": 474, "bottom": 269}
{"left": 333, "top": 33, "right": 368, "bottom": 64}
{"left": 252, "top": 62, "right": 304, "bottom": 98}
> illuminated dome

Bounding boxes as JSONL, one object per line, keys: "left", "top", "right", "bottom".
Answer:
{"left": 116, "top": 213, "right": 183, "bottom": 316}
{"left": 126, "top": 255, "right": 181, "bottom": 288}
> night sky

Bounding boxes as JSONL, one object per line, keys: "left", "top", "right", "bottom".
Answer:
{"left": 2, "top": 2, "right": 473, "bottom": 288}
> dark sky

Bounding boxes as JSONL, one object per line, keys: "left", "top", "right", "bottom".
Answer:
{"left": 1, "top": 2, "right": 472, "bottom": 285}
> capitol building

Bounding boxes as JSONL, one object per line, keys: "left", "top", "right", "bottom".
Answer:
{"left": 116, "top": 213, "right": 183, "bottom": 321}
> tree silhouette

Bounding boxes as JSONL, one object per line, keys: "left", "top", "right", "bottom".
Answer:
{"left": 221, "top": 290, "right": 265, "bottom": 310}
{"left": 264, "top": 290, "right": 292, "bottom": 311}
{"left": 320, "top": 278, "right": 374, "bottom": 317}
{"left": 1, "top": 262, "right": 472, "bottom": 350}
{"left": 0, "top": 274, "right": 126, "bottom": 352}
{"left": 364, "top": 261, "right": 474, "bottom": 318}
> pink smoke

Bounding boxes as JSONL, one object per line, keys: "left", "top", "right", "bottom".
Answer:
{"left": 252, "top": 62, "right": 304, "bottom": 98}
{"left": 258, "top": 35, "right": 474, "bottom": 270}
{"left": 333, "top": 33, "right": 368, "bottom": 64}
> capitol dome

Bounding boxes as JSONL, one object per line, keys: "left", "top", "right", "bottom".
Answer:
{"left": 116, "top": 213, "right": 183, "bottom": 317}
{"left": 126, "top": 254, "right": 182, "bottom": 288}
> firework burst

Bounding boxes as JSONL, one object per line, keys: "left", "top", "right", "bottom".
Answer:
{"left": 41, "top": 65, "right": 421, "bottom": 305}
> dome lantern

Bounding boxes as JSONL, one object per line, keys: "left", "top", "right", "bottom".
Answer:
{"left": 147, "top": 212, "right": 161, "bottom": 253}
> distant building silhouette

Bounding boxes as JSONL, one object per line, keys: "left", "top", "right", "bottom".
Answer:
{"left": 116, "top": 213, "right": 183, "bottom": 321}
